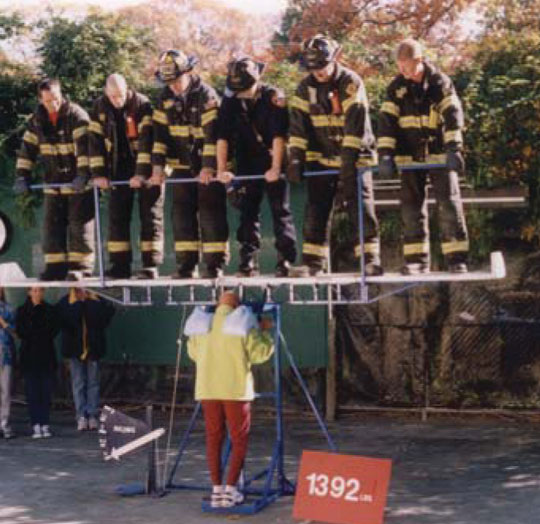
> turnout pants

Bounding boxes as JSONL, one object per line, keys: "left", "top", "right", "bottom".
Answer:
{"left": 172, "top": 171, "right": 229, "bottom": 271}
{"left": 302, "top": 164, "right": 380, "bottom": 271}
{"left": 401, "top": 169, "right": 469, "bottom": 266}
{"left": 107, "top": 184, "right": 164, "bottom": 270}
{"left": 236, "top": 178, "right": 297, "bottom": 266}
{"left": 43, "top": 190, "right": 95, "bottom": 276}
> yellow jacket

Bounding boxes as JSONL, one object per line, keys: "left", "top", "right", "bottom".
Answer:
{"left": 187, "top": 305, "right": 274, "bottom": 401}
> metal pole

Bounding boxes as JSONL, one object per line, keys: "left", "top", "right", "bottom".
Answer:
{"left": 146, "top": 404, "right": 157, "bottom": 495}
{"left": 273, "top": 304, "right": 285, "bottom": 489}
{"left": 93, "top": 186, "right": 105, "bottom": 286}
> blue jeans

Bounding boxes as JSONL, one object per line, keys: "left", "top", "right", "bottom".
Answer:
{"left": 69, "top": 358, "right": 100, "bottom": 420}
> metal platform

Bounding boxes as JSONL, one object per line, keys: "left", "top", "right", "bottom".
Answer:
{"left": 0, "top": 252, "right": 506, "bottom": 306}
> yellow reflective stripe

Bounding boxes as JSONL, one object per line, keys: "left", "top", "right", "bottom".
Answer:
{"left": 310, "top": 115, "right": 345, "bottom": 127}
{"left": 404, "top": 243, "right": 429, "bottom": 256}
{"left": 381, "top": 101, "right": 400, "bottom": 118}
{"left": 343, "top": 135, "right": 363, "bottom": 149}
{"left": 354, "top": 242, "right": 380, "bottom": 257}
{"left": 191, "top": 126, "right": 204, "bottom": 139}
{"left": 398, "top": 116, "right": 422, "bottom": 128}
{"left": 201, "top": 109, "right": 218, "bottom": 127}
{"left": 441, "top": 240, "right": 469, "bottom": 255}
{"left": 45, "top": 253, "right": 67, "bottom": 263}
{"left": 175, "top": 241, "right": 200, "bottom": 252}
{"left": 77, "top": 157, "right": 89, "bottom": 168}
{"left": 140, "top": 240, "right": 162, "bottom": 251}
{"left": 202, "top": 144, "right": 216, "bottom": 156}
{"left": 163, "top": 99, "right": 174, "bottom": 109}
{"left": 153, "top": 110, "right": 168, "bottom": 125}
{"left": 90, "top": 156, "right": 105, "bottom": 168}
{"left": 153, "top": 142, "right": 167, "bottom": 155}
{"left": 202, "top": 242, "right": 229, "bottom": 253}
{"left": 107, "top": 241, "right": 131, "bottom": 252}
{"left": 444, "top": 129, "right": 463, "bottom": 144}
{"left": 23, "top": 131, "right": 39, "bottom": 145}
{"left": 342, "top": 96, "right": 362, "bottom": 114}
{"left": 166, "top": 159, "right": 190, "bottom": 169}
{"left": 306, "top": 151, "right": 322, "bottom": 162}
{"left": 169, "top": 125, "right": 190, "bottom": 137}
{"left": 394, "top": 154, "right": 446, "bottom": 165}
{"left": 429, "top": 107, "right": 439, "bottom": 129}
{"left": 319, "top": 157, "right": 341, "bottom": 167}
{"left": 73, "top": 127, "right": 87, "bottom": 140}
{"left": 290, "top": 95, "right": 309, "bottom": 113}
{"left": 139, "top": 116, "right": 152, "bottom": 129}
{"left": 438, "top": 94, "right": 460, "bottom": 114}
{"left": 377, "top": 137, "right": 396, "bottom": 149}
{"left": 303, "top": 243, "right": 329, "bottom": 257}
{"left": 137, "top": 153, "right": 151, "bottom": 164}
{"left": 289, "top": 136, "right": 308, "bottom": 150}
{"left": 58, "top": 143, "right": 75, "bottom": 155}
{"left": 88, "top": 121, "right": 104, "bottom": 135}
{"left": 16, "top": 158, "right": 34, "bottom": 170}
{"left": 39, "top": 144, "right": 55, "bottom": 155}
{"left": 68, "top": 252, "right": 94, "bottom": 262}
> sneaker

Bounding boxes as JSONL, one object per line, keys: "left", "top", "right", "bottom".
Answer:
{"left": 222, "top": 485, "right": 244, "bottom": 507}
{"left": 77, "top": 417, "right": 88, "bottom": 431}
{"left": 88, "top": 416, "right": 99, "bottom": 431}
{"left": 210, "top": 485, "right": 224, "bottom": 508}
{"left": 134, "top": 267, "right": 159, "bottom": 280}
{"left": 449, "top": 262, "right": 468, "bottom": 274}
{"left": 2, "top": 426, "right": 13, "bottom": 439}
{"left": 401, "top": 263, "right": 429, "bottom": 276}
{"left": 41, "top": 425, "right": 52, "bottom": 438}
{"left": 32, "top": 424, "right": 42, "bottom": 439}
{"left": 308, "top": 266, "right": 324, "bottom": 277}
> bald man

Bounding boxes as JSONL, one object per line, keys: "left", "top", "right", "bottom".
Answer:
{"left": 88, "top": 74, "right": 164, "bottom": 279}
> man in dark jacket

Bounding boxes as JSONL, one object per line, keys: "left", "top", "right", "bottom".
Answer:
{"left": 56, "top": 288, "right": 115, "bottom": 431}
{"left": 89, "top": 74, "right": 164, "bottom": 279}
{"left": 14, "top": 78, "right": 95, "bottom": 281}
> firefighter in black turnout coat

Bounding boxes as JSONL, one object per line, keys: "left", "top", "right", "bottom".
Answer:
{"left": 216, "top": 57, "right": 299, "bottom": 277}
{"left": 287, "top": 35, "right": 382, "bottom": 276}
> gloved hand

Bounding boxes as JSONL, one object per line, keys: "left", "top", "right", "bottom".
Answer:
{"left": 378, "top": 155, "right": 397, "bottom": 178}
{"left": 286, "top": 160, "right": 303, "bottom": 184}
{"left": 446, "top": 149, "right": 465, "bottom": 174}
{"left": 13, "top": 177, "right": 30, "bottom": 195}
{"left": 71, "top": 174, "right": 88, "bottom": 192}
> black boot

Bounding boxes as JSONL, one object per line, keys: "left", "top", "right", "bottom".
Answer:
{"left": 105, "top": 265, "right": 131, "bottom": 279}
{"left": 236, "top": 258, "right": 259, "bottom": 277}
{"left": 40, "top": 264, "right": 68, "bottom": 281}
{"left": 170, "top": 266, "right": 198, "bottom": 279}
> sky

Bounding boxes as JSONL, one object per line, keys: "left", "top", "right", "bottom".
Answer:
{"left": 0, "top": 0, "right": 288, "bottom": 14}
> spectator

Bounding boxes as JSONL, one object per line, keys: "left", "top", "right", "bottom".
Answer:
{"left": 15, "top": 287, "right": 58, "bottom": 438}
{"left": 0, "top": 287, "right": 16, "bottom": 439}
{"left": 187, "top": 291, "right": 274, "bottom": 508}
{"left": 56, "top": 288, "right": 115, "bottom": 431}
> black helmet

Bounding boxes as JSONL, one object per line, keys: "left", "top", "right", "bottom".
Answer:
{"left": 301, "top": 34, "right": 341, "bottom": 71}
{"left": 226, "top": 56, "right": 265, "bottom": 92}
{"left": 155, "top": 49, "right": 198, "bottom": 83}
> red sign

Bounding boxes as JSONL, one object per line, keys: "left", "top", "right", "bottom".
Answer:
{"left": 293, "top": 450, "right": 392, "bottom": 524}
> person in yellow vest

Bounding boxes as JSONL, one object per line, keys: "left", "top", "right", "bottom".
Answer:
{"left": 186, "top": 291, "right": 274, "bottom": 508}
{"left": 56, "top": 288, "right": 115, "bottom": 431}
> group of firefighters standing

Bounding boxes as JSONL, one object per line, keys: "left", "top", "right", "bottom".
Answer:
{"left": 13, "top": 35, "right": 469, "bottom": 281}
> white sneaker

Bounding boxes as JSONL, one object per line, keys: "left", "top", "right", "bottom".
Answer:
{"left": 222, "top": 485, "right": 244, "bottom": 507}
{"left": 41, "top": 425, "right": 52, "bottom": 438}
{"left": 32, "top": 424, "right": 42, "bottom": 439}
{"left": 210, "top": 485, "right": 224, "bottom": 508}
{"left": 88, "top": 416, "right": 98, "bottom": 431}
{"left": 2, "top": 425, "right": 13, "bottom": 439}
{"left": 77, "top": 417, "right": 88, "bottom": 431}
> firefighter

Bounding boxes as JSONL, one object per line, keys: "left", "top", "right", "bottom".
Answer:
{"left": 377, "top": 38, "right": 469, "bottom": 275}
{"left": 149, "top": 49, "right": 228, "bottom": 279}
{"left": 89, "top": 74, "right": 164, "bottom": 280}
{"left": 216, "top": 56, "right": 300, "bottom": 277}
{"left": 287, "top": 35, "right": 382, "bottom": 276}
{"left": 13, "top": 78, "right": 94, "bottom": 281}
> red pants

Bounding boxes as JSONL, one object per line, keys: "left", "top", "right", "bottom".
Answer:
{"left": 201, "top": 400, "right": 251, "bottom": 486}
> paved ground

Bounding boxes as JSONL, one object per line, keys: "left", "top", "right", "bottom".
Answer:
{"left": 1, "top": 405, "right": 540, "bottom": 524}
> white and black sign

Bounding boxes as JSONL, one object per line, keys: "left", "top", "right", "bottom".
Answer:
{"left": 0, "top": 210, "right": 13, "bottom": 255}
{"left": 99, "top": 406, "right": 165, "bottom": 461}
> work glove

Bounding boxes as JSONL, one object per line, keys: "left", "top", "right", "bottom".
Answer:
{"left": 13, "top": 177, "right": 30, "bottom": 195}
{"left": 71, "top": 174, "right": 88, "bottom": 192}
{"left": 286, "top": 159, "right": 303, "bottom": 184}
{"left": 378, "top": 155, "right": 397, "bottom": 178}
{"left": 446, "top": 149, "right": 465, "bottom": 174}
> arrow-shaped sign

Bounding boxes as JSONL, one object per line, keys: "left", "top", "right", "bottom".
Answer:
{"left": 105, "top": 428, "right": 165, "bottom": 461}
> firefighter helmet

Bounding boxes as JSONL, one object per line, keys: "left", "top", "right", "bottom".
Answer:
{"left": 226, "top": 57, "right": 265, "bottom": 92}
{"left": 301, "top": 34, "right": 341, "bottom": 71}
{"left": 155, "top": 49, "right": 198, "bottom": 83}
